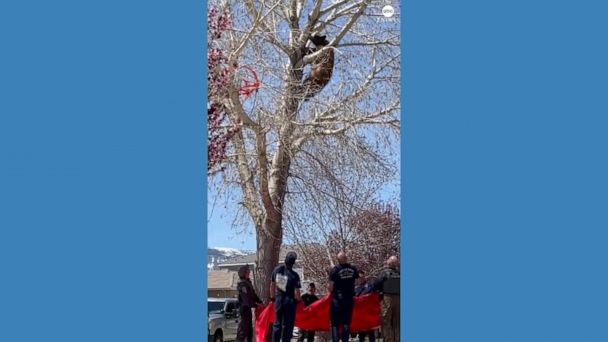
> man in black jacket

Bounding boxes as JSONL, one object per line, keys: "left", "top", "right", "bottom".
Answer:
{"left": 236, "top": 265, "right": 262, "bottom": 342}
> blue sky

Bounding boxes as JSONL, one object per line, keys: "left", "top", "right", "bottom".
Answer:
{"left": 207, "top": 204, "right": 257, "bottom": 250}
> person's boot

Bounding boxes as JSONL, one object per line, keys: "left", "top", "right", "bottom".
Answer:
{"left": 342, "top": 325, "right": 350, "bottom": 342}
{"left": 331, "top": 326, "right": 340, "bottom": 342}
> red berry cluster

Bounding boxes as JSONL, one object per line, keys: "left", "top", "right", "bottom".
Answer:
{"left": 207, "top": 6, "right": 240, "bottom": 174}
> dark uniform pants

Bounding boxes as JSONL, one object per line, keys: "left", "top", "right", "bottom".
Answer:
{"left": 237, "top": 306, "right": 253, "bottom": 342}
{"left": 273, "top": 298, "right": 296, "bottom": 342}
{"left": 358, "top": 330, "right": 376, "bottom": 342}
{"left": 381, "top": 295, "right": 400, "bottom": 342}
{"left": 297, "top": 330, "right": 315, "bottom": 342}
{"left": 330, "top": 298, "right": 354, "bottom": 342}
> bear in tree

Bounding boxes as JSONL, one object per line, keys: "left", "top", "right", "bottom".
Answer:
{"left": 302, "top": 34, "right": 334, "bottom": 100}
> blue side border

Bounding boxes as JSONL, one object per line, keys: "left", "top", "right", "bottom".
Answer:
{"left": 404, "top": 1, "right": 608, "bottom": 341}
{"left": 202, "top": 0, "right": 209, "bottom": 336}
{"left": 1, "top": 0, "right": 206, "bottom": 341}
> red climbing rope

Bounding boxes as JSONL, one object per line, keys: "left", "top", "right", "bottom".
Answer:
{"left": 236, "top": 65, "right": 260, "bottom": 97}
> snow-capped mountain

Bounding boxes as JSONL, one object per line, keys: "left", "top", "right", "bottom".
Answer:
{"left": 212, "top": 247, "right": 247, "bottom": 256}
{"left": 207, "top": 247, "right": 250, "bottom": 269}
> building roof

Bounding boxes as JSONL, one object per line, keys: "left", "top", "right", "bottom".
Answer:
{"left": 208, "top": 269, "right": 239, "bottom": 290}
{"left": 220, "top": 253, "right": 256, "bottom": 266}
{"left": 218, "top": 246, "right": 303, "bottom": 267}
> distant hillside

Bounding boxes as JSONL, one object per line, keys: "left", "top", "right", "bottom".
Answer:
{"left": 207, "top": 247, "right": 252, "bottom": 269}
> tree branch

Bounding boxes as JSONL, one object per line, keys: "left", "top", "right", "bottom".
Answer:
{"left": 242, "top": 0, "right": 290, "bottom": 55}
{"left": 315, "top": 1, "right": 369, "bottom": 35}
{"left": 232, "top": 129, "right": 264, "bottom": 225}
{"left": 330, "top": 0, "right": 372, "bottom": 47}
{"left": 297, "top": 0, "right": 324, "bottom": 47}
{"left": 230, "top": 1, "right": 284, "bottom": 61}
{"left": 301, "top": 0, "right": 372, "bottom": 65}
{"left": 319, "top": 0, "right": 353, "bottom": 15}
{"left": 338, "top": 38, "right": 400, "bottom": 47}
{"left": 255, "top": 128, "right": 277, "bottom": 218}
{"left": 226, "top": 84, "right": 256, "bottom": 127}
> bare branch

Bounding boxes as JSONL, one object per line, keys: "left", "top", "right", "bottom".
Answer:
{"left": 226, "top": 84, "right": 256, "bottom": 127}
{"left": 315, "top": 1, "right": 369, "bottom": 36}
{"left": 338, "top": 39, "right": 400, "bottom": 47}
{"left": 330, "top": 0, "right": 373, "bottom": 47}
{"left": 255, "top": 129, "right": 278, "bottom": 218}
{"left": 232, "top": 129, "right": 263, "bottom": 225}
{"left": 297, "top": 0, "right": 324, "bottom": 47}
{"left": 230, "top": 1, "right": 284, "bottom": 60}
{"left": 242, "top": 0, "right": 290, "bottom": 54}
{"left": 302, "top": 45, "right": 340, "bottom": 65}
{"left": 319, "top": 0, "right": 353, "bottom": 15}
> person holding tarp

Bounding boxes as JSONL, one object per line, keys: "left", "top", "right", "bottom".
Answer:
{"left": 373, "top": 256, "right": 400, "bottom": 342}
{"left": 236, "top": 265, "right": 262, "bottom": 342}
{"left": 328, "top": 251, "right": 359, "bottom": 342}
{"left": 355, "top": 270, "right": 377, "bottom": 342}
{"left": 298, "top": 282, "right": 319, "bottom": 342}
{"left": 269, "top": 251, "right": 302, "bottom": 342}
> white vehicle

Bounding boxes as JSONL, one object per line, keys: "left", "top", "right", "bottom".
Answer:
{"left": 208, "top": 298, "right": 240, "bottom": 342}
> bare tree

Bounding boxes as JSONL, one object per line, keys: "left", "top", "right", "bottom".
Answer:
{"left": 208, "top": 0, "right": 401, "bottom": 300}
{"left": 341, "top": 202, "right": 400, "bottom": 275}
{"left": 288, "top": 200, "right": 400, "bottom": 290}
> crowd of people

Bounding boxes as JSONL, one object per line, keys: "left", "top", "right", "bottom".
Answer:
{"left": 234, "top": 251, "right": 401, "bottom": 342}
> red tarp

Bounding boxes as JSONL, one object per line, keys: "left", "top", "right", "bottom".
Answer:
{"left": 255, "top": 293, "right": 381, "bottom": 342}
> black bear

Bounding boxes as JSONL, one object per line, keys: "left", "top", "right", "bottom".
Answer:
{"left": 302, "top": 34, "right": 334, "bottom": 100}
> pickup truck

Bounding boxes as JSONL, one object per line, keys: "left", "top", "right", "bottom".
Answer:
{"left": 208, "top": 297, "right": 299, "bottom": 341}
{"left": 208, "top": 298, "right": 240, "bottom": 342}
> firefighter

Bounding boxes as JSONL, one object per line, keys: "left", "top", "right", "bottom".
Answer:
{"left": 328, "top": 252, "right": 359, "bottom": 342}
{"left": 270, "top": 251, "right": 302, "bottom": 342}
{"left": 236, "top": 265, "right": 262, "bottom": 342}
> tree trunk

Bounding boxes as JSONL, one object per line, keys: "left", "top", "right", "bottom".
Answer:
{"left": 252, "top": 52, "right": 302, "bottom": 342}
{"left": 253, "top": 63, "right": 299, "bottom": 300}
{"left": 254, "top": 217, "right": 283, "bottom": 300}
{"left": 254, "top": 218, "right": 283, "bottom": 342}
